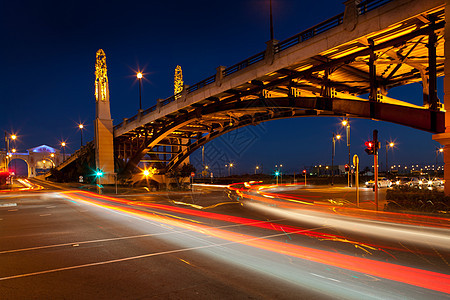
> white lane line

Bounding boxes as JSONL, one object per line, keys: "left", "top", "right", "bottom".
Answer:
{"left": 310, "top": 273, "right": 341, "bottom": 282}
{"left": 0, "top": 203, "right": 17, "bottom": 207}
{"left": 0, "top": 229, "right": 316, "bottom": 281}
{"left": 0, "top": 233, "right": 160, "bottom": 254}
{"left": 39, "top": 214, "right": 52, "bottom": 217}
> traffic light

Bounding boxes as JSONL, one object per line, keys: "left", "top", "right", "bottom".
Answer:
{"left": 344, "top": 164, "right": 349, "bottom": 172}
{"left": 365, "top": 141, "right": 375, "bottom": 155}
{"left": 302, "top": 169, "right": 307, "bottom": 174}
{"left": 95, "top": 170, "right": 104, "bottom": 177}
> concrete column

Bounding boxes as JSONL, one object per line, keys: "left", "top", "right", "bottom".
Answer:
{"left": 215, "top": 66, "right": 226, "bottom": 87}
{"left": 265, "top": 39, "right": 279, "bottom": 65}
{"left": 432, "top": 0, "right": 450, "bottom": 195}
{"left": 343, "top": 0, "right": 360, "bottom": 32}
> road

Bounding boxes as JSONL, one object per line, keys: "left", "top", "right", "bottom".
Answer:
{"left": 0, "top": 180, "right": 449, "bottom": 299}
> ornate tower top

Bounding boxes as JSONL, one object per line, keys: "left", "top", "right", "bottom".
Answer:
{"left": 174, "top": 65, "right": 183, "bottom": 96}
{"left": 95, "top": 49, "right": 109, "bottom": 102}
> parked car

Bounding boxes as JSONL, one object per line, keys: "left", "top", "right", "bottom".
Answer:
{"left": 365, "top": 177, "right": 392, "bottom": 188}
{"left": 426, "top": 177, "right": 444, "bottom": 187}
{"left": 407, "top": 177, "right": 421, "bottom": 187}
{"left": 394, "top": 177, "right": 412, "bottom": 186}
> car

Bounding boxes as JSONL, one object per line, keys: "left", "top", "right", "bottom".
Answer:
{"left": 425, "top": 177, "right": 444, "bottom": 187}
{"left": 407, "top": 177, "right": 421, "bottom": 187}
{"left": 394, "top": 177, "right": 412, "bottom": 186}
{"left": 365, "top": 177, "right": 392, "bottom": 188}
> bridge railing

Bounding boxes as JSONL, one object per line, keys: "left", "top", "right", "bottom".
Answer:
{"left": 358, "top": 0, "right": 393, "bottom": 15}
{"left": 187, "top": 75, "right": 216, "bottom": 93}
{"left": 276, "top": 14, "right": 344, "bottom": 53}
{"left": 113, "top": 0, "right": 394, "bottom": 132}
{"left": 223, "top": 52, "right": 266, "bottom": 77}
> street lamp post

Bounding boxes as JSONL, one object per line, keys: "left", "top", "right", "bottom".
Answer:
{"left": 331, "top": 133, "right": 341, "bottom": 186}
{"left": 385, "top": 141, "right": 394, "bottom": 174}
{"left": 4, "top": 132, "right": 17, "bottom": 172}
{"left": 436, "top": 147, "right": 444, "bottom": 174}
{"left": 137, "top": 72, "right": 143, "bottom": 111}
{"left": 61, "top": 142, "right": 66, "bottom": 161}
{"left": 78, "top": 124, "right": 84, "bottom": 147}
{"left": 342, "top": 119, "right": 351, "bottom": 187}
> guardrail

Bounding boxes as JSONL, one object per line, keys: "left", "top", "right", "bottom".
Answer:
{"left": 113, "top": 0, "right": 394, "bottom": 131}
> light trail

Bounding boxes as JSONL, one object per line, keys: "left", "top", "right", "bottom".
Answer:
{"left": 57, "top": 191, "right": 450, "bottom": 294}
{"left": 244, "top": 201, "right": 450, "bottom": 251}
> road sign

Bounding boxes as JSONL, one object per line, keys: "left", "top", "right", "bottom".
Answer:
{"left": 191, "top": 172, "right": 195, "bottom": 177}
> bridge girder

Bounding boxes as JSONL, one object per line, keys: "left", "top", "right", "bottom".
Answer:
{"left": 113, "top": 2, "right": 446, "bottom": 177}
{"left": 116, "top": 95, "right": 444, "bottom": 175}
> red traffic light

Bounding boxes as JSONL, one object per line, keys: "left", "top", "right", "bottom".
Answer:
{"left": 365, "top": 140, "right": 375, "bottom": 155}
{"left": 302, "top": 169, "right": 307, "bottom": 174}
{"left": 344, "top": 164, "right": 349, "bottom": 172}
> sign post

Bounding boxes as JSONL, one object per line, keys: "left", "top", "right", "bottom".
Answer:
{"left": 373, "top": 130, "right": 379, "bottom": 211}
{"left": 353, "top": 154, "right": 359, "bottom": 207}
{"left": 190, "top": 172, "right": 195, "bottom": 190}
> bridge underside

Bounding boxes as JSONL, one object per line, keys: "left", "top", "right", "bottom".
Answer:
{"left": 114, "top": 1, "right": 445, "bottom": 176}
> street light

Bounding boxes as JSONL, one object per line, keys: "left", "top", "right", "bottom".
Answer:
{"left": 331, "top": 133, "right": 341, "bottom": 186}
{"left": 436, "top": 147, "right": 444, "bottom": 174}
{"left": 225, "top": 163, "right": 234, "bottom": 176}
{"left": 341, "top": 119, "right": 351, "bottom": 187}
{"left": 385, "top": 141, "right": 395, "bottom": 173}
{"left": 137, "top": 72, "right": 143, "bottom": 111}
{"left": 61, "top": 142, "right": 66, "bottom": 161}
{"left": 78, "top": 124, "right": 84, "bottom": 147}
{"left": 4, "top": 132, "right": 18, "bottom": 172}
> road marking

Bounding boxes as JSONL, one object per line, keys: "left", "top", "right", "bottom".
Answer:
{"left": 39, "top": 214, "right": 52, "bottom": 217}
{"left": 0, "top": 229, "right": 326, "bottom": 281}
{"left": 310, "top": 273, "right": 341, "bottom": 282}
{"left": 0, "top": 203, "right": 17, "bottom": 207}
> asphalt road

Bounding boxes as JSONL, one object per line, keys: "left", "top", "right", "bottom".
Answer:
{"left": 1, "top": 182, "right": 449, "bottom": 299}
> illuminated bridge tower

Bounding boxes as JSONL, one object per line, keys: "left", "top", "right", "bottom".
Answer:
{"left": 94, "top": 49, "right": 115, "bottom": 184}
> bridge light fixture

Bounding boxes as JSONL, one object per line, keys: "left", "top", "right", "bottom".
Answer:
{"left": 12, "top": 148, "right": 16, "bottom": 153}
{"left": 10, "top": 134, "right": 17, "bottom": 140}
{"left": 137, "top": 72, "right": 144, "bottom": 110}
{"left": 143, "top": 169, "right": 150, "bottom": 177}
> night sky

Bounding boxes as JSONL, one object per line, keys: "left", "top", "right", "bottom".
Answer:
{"left": 1, "top": 0, "right": 444, "bottom": 175}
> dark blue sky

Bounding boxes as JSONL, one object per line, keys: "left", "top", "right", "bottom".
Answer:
{"left": 1, "top": 0, "right": 444, "bottom": 174}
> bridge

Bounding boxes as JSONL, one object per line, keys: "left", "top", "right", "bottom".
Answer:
{"left": 52, "top": 0, "right": 450, "bottom": 193}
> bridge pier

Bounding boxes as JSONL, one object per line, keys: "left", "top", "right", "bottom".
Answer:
{"left": 432, "top": 0, "right": 450, "bottom": 195}
{"left": 94, "top": 49, "right": 115, "bottom": 184}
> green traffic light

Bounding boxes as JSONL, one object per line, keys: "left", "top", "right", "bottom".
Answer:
{"left": 275, "top": 171, "right": 280, "bottom": 176}
{"left": 95, "top": 171, "right": 104, "bottom": 177}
